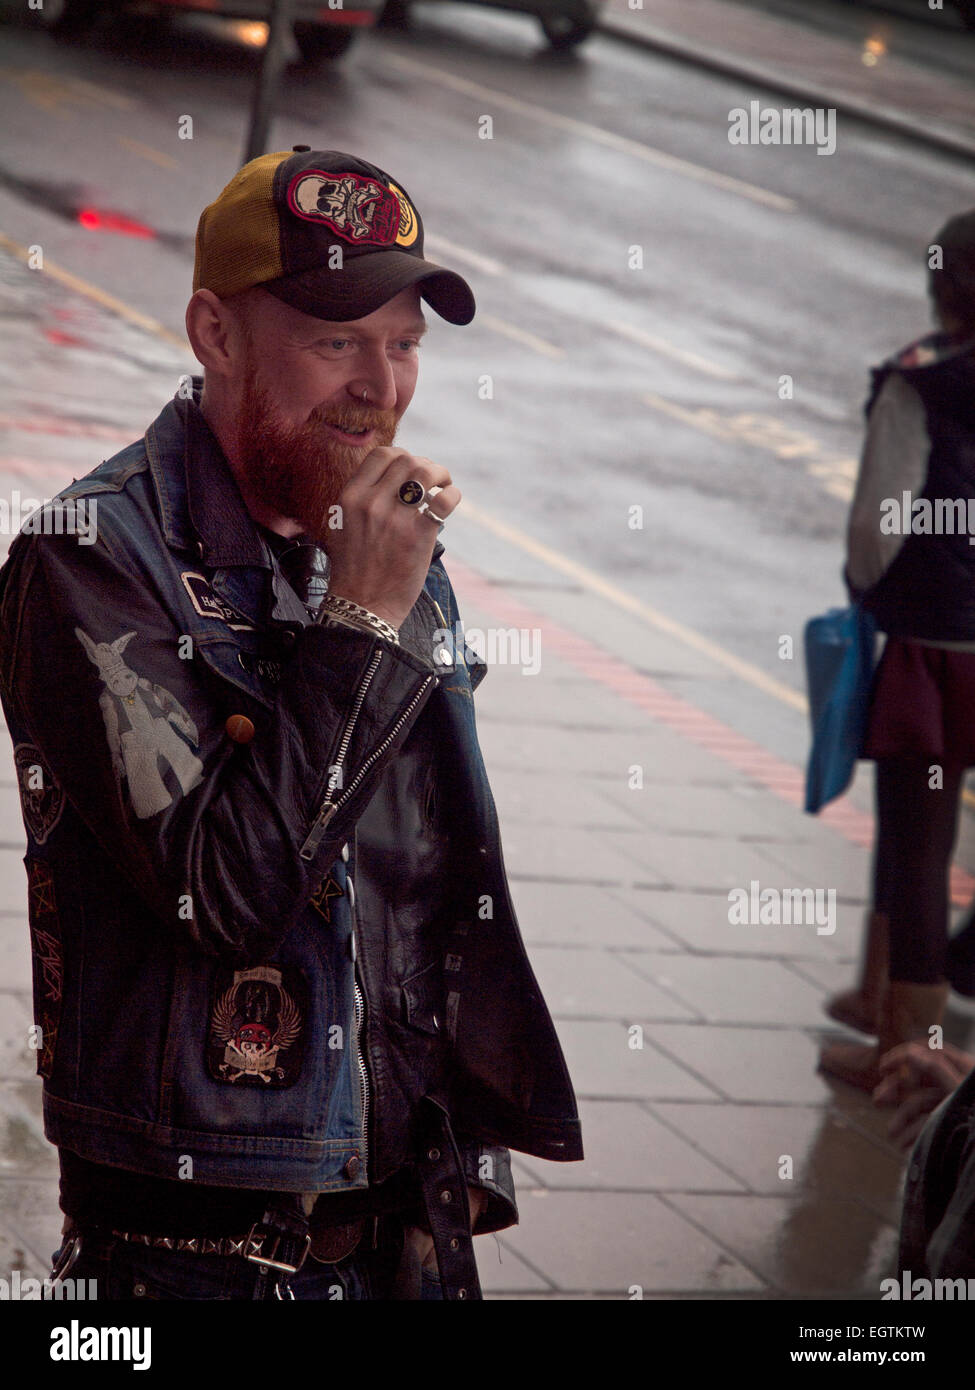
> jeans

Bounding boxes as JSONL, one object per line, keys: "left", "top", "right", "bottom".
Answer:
{"left": 50, "top": 1217, "right": 445, "bottom": 1301}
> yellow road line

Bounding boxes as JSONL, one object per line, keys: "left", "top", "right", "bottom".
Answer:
{"left": 478, "top": 313, "right": 565, "bottom": 359}
{"left": 424, "top": 233, "right": 504, "bottom": 278}
{"left": 644, "top": 389, "right": 859, "bottom": 503}
{"left": 116, "top": 136, "right": 181, "bottom": 171}
{"left": 459, "top": 497, "right": 808, "bottom": 712}
{"left": 0, "top": 233, "right": 191, "bottom": 353}
{"left": 607, "top": 320, "right": 739, "bottom": 380}
{"left": 385, "top": 53, "right": 797, "bottom": 213}
{"left": 0, "top": 68, "right": 134, "bottom": 114}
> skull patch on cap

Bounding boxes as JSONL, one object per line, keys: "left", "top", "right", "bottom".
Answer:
{"left": 286, "top": 169, "right": 418, "bottom": 247}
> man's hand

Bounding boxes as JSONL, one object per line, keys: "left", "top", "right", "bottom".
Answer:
{"left": 324, "top": 447, "right": 461, "bottom": 632}
{"left": 873, "top": 1041, "right": 975, "bottom": 1150}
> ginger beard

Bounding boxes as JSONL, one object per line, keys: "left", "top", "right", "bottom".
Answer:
{"left": 235, "top": 349, "right": 398, "bottom": 541}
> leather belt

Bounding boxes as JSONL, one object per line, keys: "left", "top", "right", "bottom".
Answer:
{"left": 414, "top": 1096, "right": 483, "bottom": 1301}
{"left": 110, "top": 1217, "right": 368, "bottom": 1270}
{"left": 111, "top": 1208, "right": 313, "bottom": 1275}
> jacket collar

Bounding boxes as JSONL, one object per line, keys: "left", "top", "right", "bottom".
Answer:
{"left": 145, "top": 377, "right": 268, "bottom": 568}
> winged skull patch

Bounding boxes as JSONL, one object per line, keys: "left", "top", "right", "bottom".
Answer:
{"left": 207, "top": 965, "right": 306, "bottom": 1087}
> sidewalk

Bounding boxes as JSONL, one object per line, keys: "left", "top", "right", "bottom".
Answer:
{"left": 600, "top": 0, "right": 975, "bottom": 159}
{"left": 2, "top": 242, "right": 975, "bottom": 1298}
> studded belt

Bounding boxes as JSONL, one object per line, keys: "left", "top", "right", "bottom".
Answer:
{"left": 110, "top": 1218, "right": 314, "bottom": 1275}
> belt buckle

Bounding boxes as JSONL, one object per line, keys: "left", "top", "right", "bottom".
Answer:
{"left": 50, "top": 1231, "right": 83, "bottom": 1288}
{"left": 245, "top": 1223, "right": 311, "bottom": 1275}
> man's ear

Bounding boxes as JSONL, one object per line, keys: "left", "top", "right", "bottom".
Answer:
{"left": 185, "top": 289, "right": 247, "bottom": 381}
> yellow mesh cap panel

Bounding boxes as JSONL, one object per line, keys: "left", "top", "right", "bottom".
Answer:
{"left": 192, "top": 152, "right": 289, "bottom": 297}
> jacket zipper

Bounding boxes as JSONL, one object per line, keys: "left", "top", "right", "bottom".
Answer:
{"left": 299, "top": 649, "right": 383, "bottom": 860}
{"left": 348, "top": 840, "right": 369, "bottom": 1174}
{"left": 300, "top": 661, "right": 435, "bottom": 860}
{"left": 352, "top": 973, "right": 370, "bottom": 1168}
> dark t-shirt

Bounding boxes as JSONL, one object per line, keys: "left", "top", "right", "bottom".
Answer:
{"left": 59, "top": 1146, "right": 425, "bottom": 1236}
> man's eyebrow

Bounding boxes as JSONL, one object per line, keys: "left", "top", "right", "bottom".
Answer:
{"left": 305, "top": 321, "right": 429, "bottom": 340}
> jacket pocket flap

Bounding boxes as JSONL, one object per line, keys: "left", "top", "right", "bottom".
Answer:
{"left": 400, "top": 961, "right": 444, "bottom": 1035}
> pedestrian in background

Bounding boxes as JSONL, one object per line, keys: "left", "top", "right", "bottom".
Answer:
{"left": 821, "top": 211, "right": 975, "bottom": 1091}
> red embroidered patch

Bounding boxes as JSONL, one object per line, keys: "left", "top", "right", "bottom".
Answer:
{"left": 286, "top": 170, "right": 401, "bottom": 245}
{"left": 206, "top": 964, "right": 307, "bottom": 1088}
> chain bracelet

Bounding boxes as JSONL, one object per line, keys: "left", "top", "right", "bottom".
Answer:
{"left": 319, "top": 593, "right": 400, "bottom": 646}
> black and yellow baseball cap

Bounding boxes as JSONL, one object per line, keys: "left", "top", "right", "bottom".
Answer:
{"left": 193, "top": 147, "right": 475, "bottom": 325}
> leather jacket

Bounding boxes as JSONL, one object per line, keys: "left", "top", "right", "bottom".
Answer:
{"left": 0, "top": 384, "right": 583, "bottom": 1249}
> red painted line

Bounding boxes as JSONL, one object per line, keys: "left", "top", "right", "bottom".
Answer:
{"left": 0, "top": 415, "right": 132, "bottom": 441}
{"left": 447, "top": 558, "right": 975, "bottom": 906}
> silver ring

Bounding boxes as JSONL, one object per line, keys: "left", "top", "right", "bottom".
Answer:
{"left": 417, "top": 502, "right": 447, "bottom": 525}
{"left": 398, "top": 480, "right": 426, "bottom": 506}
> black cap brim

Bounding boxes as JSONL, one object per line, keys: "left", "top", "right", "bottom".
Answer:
{"left": 261, "top": 249, "right": 475, "bottom": 325}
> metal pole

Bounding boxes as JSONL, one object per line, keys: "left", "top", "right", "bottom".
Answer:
{"left": 242, "top": 0, "right": 295, "bottom": 167}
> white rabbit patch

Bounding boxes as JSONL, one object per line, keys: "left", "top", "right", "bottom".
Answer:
{"left": 75, "top": 627, "right": 204, "bottom": 819}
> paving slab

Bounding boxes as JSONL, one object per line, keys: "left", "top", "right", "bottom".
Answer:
{"left": 615, "top": 830, "right": 806, "bottom": 894}
{"left": 596, "top": 778, "right": 816, "bottom": 841}
{"left": 499, "top": 821, "right": 658, "bottom": 888}
{"left": 665, "top": 1193, "right": 898, "bottom": 1297}
{"left": 556, "top": 1020, "right": 720, "bottom": 1101}
{"left": 620, "top": 887, "right": 858, "bottom": 962}
{"left": 624, "top": 952, "right": 832, "bottom": 1027}
{"left": 489, "top": 767, "right": 645, "bottom": 832}
{"left": 511, "top": 1099, "right": 747, "bottom": 1193}
{"left": 0, "top": 920, "right": 32, "bottom": 994}
{"left": 0, "top": 1180, "right": 64, "bottom": 1276}
{"left": 474, "top": 720, "right": 735, "bottom": 783}
{"left": 508, "top": 881, "right": 675, "bottom": 950}
{"left": 644, "top": 1024, "right": 839, "bottom": 1104}
{"left": 499, "top": 1190, "right": 766, "bottom": 1295}
{"left": 529, "top": 945, "right": 698, "bottom": 1021}
{"left": 477, "top": 1238, "right": 555, "bottom": 1295}
{"left": 651, "top": 1102, "right": 905, "bottom": 1226}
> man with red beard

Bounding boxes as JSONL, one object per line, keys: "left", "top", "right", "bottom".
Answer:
{"left": 0, "top": 149, "right": 582, "bottom": 1301}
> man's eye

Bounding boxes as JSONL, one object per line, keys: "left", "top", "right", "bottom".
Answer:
{"left": 396, "top": 339, "right": 421, "bottom": 351}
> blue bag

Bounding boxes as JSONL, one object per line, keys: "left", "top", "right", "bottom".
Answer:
{"left": 803, "top": 605, "right": 877, "bottom": 813}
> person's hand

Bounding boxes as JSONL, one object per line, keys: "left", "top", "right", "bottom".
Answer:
{"left": 323, "top": 448, "right": 461, "bottom": 632}
{"left": 407, "top": 1186, "right": 490, "bottom": 1270}
{"left": 873, "top": 1041, "right": 975, "bottom": 1150}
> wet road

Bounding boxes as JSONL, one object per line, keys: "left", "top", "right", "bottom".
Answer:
{"left": 1, "top": 3, "right": 975, "bottom": 744}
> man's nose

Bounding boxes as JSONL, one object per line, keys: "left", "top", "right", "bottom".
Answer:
{"left": 347, "top": 352, "right": 398, "bottom": 412}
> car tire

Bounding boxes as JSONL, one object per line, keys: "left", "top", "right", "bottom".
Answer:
{"left": 377, "top": 0, "right": 412, "bottom": 28}
{"left": 47, "top": 0, "right": 100, "bottom": 35}
{"left": 292, "top": 21, "right": 359, "bottom": 60}
{"left": 538, "top": 5, "right": 598, "bottom": 49}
